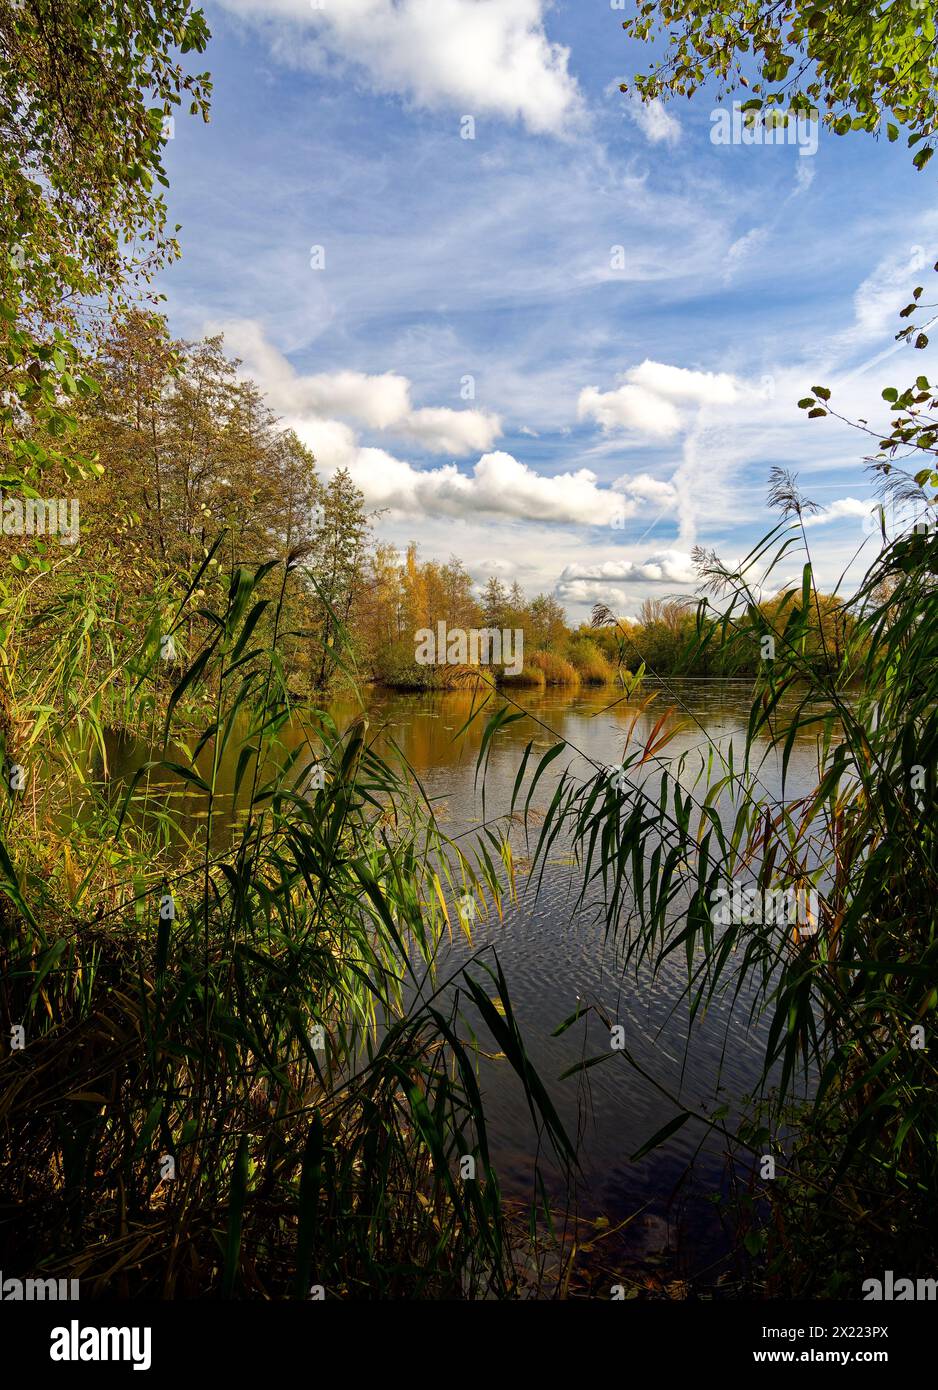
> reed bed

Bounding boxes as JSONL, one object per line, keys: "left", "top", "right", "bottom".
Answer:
{"left": 492, "top": 465, "right": 938, "bottom": 1294}
{"left": 0, "top": 551, "right": 573, "bottom": 1297}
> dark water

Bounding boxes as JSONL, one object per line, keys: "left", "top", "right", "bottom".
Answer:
{"left": 104, "top": 678, "right": 824, "bottom": 1286}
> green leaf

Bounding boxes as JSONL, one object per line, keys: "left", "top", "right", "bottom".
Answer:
{"left": 222, "top": 1135, "right": 249, "bottom": 1298}
{"left": 294, "top": 1113, "right": 324, "bottom": 1299}
{"left": 630, "top": 1110, "right": 692, "bottom": 1161}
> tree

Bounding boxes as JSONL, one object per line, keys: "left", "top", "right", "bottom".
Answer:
{"left": 441, "top": 557, "right": 481, "bottom": 630}
{"left": 620, "top": 0, "right": 937, "bottom": 173}
{"left": 1, "top": 0, "right": 211, "bottom": 321}
{"left": 359, "top": 542, "right": 405, "bottom": 676}
{"left": 528, "top": 593, "right": 567, "bottom": 650}
{"left": 504, "top": 580, "right": 528, "bottom": 633}
{"left": 481, "top": 576, "right": 508, "bottom": 628}
{"left": 0, "top": 1, "right": 212, "bottom": 500}
{"left": 307, "top": 468, "right": 369, "bottom": 691}
{"left": 72, "top": 316, "right": 318, "bottom": 589}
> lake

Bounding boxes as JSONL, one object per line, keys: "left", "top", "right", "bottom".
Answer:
{"left": 103, "top": 676, "right": 825, "bottom": 1291}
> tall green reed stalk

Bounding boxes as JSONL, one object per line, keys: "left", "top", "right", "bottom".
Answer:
{"left": 0, "top": 542, "right": 573, "bottom": 1297}
{"left": 498, "top": 461, "right": 938, "bottom": 1294}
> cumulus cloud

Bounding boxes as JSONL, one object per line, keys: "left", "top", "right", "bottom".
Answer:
{"left": 217, "top": 0, "right": 583, "bottom": 137}
{"left": 316, "top": 449, "right": 636, "bottom": 525}
{"left": 215, "top": 318, "right": 501, "bottom": 454}
{"left": 579, "top": 383, "right": 681, "bottom": 438}
{"left": 628, "top": 361, "right": 738, "bottom": 406}
{"left": 553, "top": 579, "right": 639, "bottom": 612}
{"left": 802, "top": 497, "right": 872, "bottom": 528}
{"left": 401, "top": 407, "right": 502, "bottom": 455}
{"left": 578, "top": 359, "right": 739, "bottom": 438}
{"left": 558, "top": 550, "right": 697, "bottom": 588}
{"left": 294, "top": 416, "right": 360, "bottom": 472}
{"left": 471, "top": 556, "right": 519, "bottom": 579}
{"left": 208, "top": 320, "right": 675, "bottom": 528}
{"left": 612, "top": 472, "right": 677, "bottom": 507}
{"left": 303, "top": 371, "right": 412, "bottom": 429}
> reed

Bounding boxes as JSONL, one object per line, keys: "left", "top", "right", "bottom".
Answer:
{"left": 498, "top": 665, "right": 546, "bottom": 690}
{"left": 0, "top": 547, "right": 574, "bottom": 1297}
{"left": 502, "top": 461, "right": 938, "bottom": 1294}
{"left": 528, "top": 651, "right": 580, "bottom": 688}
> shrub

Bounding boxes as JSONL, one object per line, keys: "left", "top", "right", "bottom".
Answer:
{"left": 499, "top": 665, "right": 546, "bottom": 689}
{"left": 565, "top": 638, "right": 612, "bottom": 684}
{"left": 528, "top": 650, "right": 580, "bottom": 687}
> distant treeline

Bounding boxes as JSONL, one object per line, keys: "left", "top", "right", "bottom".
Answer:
{"left": 13, "top": 311, "right": 854, "bottom": 707}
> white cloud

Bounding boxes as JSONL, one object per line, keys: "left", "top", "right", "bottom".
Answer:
{"left": 558, "top": 550, "right": 698, "bottom": 587}
{"left": 217, "top": 0, "right": 584, "bottom": 137}
{"left": 294, "top": 415, "right": 360, "bottom": 472}
{"left": 211, "top": 320, "right": 674, "bottom": 528}
{"left": 554, "top": 579, "right": 639, "bottom": 612}
{"left": 627, "top": 97, "right": 681, "bottom": 146}
{"left": 471, "top": 556, "right": 519, "bottom": 579}
{"left": 579, "top": 383, "right": 682, "bottom": 437}
{"left": 793, "top": 162, "right": 815, "bottom": 196}
{"left": 578, "top": 359, "right": 739, "bottom": 438}
{"left": 851, "top": 244, "right": 933, "bottom": 342}
{"left": 555, "top": 548, "right": 699, "bottom": 617}
{"left": 402, "top": 406, "right": 502, "bottom": 455}
{"left": 612, "top": 472, "right": 677, "bottom": 507}
{"left": 215, "top": 318, "right": 501, "bottom": 454}
{"left": 323, "top": 449, "right": 635, "bottom": 525}
{"left": 304, "top": 370, "right": 413, "bottom": 429}
{"left": 210, "top": 318, "right": 406, "bottom": 425}
{"left": 627, "top": 360, "right": 738, "bottom": 406}
{"left": 725, "top": 226, "right": 770, "bottom": 277}
{"left": 802, "top": 497, "right": 872, "bottom": 527}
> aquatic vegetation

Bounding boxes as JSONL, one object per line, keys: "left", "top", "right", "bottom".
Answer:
{"left": 0, "top": 555, "right": 574, "bottom": 1297}
{"left": 506, "top": 457, "right": 938, "bottom": 1293}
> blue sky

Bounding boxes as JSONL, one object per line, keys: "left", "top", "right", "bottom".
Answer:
{"left": 156, "top": 0, "right": 938, "bottom": 621}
